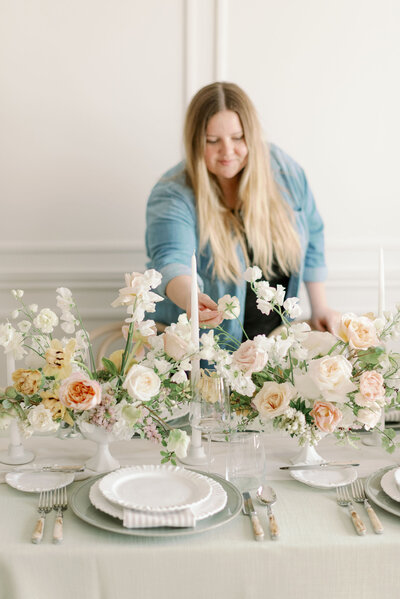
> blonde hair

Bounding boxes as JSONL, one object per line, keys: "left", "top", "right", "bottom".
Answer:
{"left": 184, "top": 82, "right": 301, "bottom": 283}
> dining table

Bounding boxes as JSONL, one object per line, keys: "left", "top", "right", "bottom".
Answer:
{"left": 0, "top": 427, "right": 399, "bottom": 599}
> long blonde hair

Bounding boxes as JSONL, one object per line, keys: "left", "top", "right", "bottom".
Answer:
{"left": 184, "top": 82, "right": 301, "bottom": 283}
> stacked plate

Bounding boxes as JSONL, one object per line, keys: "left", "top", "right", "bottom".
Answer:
{"left": 365, "top": 466, "right": 400, "bottom": 517}
{"left": 70, "top": 464, "right": 243, "bottom": 537}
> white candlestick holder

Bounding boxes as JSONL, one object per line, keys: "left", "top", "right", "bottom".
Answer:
{"left": 179, "top": 369, "right": 208, "bottom": 467}
{"left": 0, "top": 418, "right": 35, "bottom": 465}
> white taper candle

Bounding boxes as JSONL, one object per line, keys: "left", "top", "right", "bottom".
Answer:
{"left": 378, "top": 247, "right": 385, "bottom": 318}
{"left": 191, "top": 252, "right": 200, "bottom": 352}
{"left": 6, "top": 353, "right": 15, "bottom": 386}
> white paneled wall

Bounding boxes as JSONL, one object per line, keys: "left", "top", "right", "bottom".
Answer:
{"left": 1, "top": 0, "right": 400, "bottom": 381}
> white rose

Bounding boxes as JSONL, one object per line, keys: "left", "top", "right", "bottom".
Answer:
{"left": 253, "top": 381, "right": 297, "bottom": 419}
{"left": 166, "top": 429, "right": 190, "bottom": 459}
{"left": 308, "top": 355, "right": 357, "bottom": 401}
{"left": 356, "top": 407, "right": 381, "bottom": 430}
{"left": 34, "top": 309, "right": 59, "bottom": 334}
{"left": 243, "top": 266, "right": 262, "bottom": 283}
{"left": 27, "top": 405, "right": 59, "bottom": 433}
{"left": 123, "top": 364, "right": 161, "bottom": 402}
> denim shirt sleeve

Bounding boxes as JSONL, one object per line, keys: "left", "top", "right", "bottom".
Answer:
{"left": 299, "top": 169, "right": 327, "bottom": 282}
{"left": 145, "top": 166, "right": 204, "bottom": 297}
{"left": 270, "top": 144, "right": 327, "bottom": 284}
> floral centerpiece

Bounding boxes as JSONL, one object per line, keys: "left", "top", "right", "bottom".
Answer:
{"left": 0, "top": 271, "right": 193, "bottom": 464}
{"left": 198, "top": 267, "right": 400, "bottom": 453}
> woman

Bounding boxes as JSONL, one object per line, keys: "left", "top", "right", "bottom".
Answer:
{"left": 145, "top": 82, "right": 337, "bottom": 343}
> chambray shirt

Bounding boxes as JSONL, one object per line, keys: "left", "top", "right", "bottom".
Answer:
{"left": 145, "top": 144, "right": 327, "bottom": 343}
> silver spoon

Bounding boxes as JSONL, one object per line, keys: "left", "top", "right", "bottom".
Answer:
{"left": 256, "top": 485, "right": 280, "bottom": 540}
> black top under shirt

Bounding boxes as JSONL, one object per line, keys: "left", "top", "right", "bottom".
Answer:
{"left": 243, "top": 246, "right": 290, "bottom": 341}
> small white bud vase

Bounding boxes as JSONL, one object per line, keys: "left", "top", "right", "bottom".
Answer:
{"left": 291, "top": 434, "right": 327, "bottom": 465}
{"left": 0, "top": 418, "right": 35, "bottom": 465}
{"left": 80, "top": 421, "right": 120, "bottom": 473}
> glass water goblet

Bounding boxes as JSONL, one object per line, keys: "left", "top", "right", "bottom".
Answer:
{"left": 189, "top": 374, "right": 231, "bottom": 472}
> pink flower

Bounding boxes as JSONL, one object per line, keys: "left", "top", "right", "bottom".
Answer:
{"left": 59, "top": 372, "right": 102, "bottom": 411}
{"left": 310, "top": 401, "right": 343, "bottom": 433}
{"left": 163, "top": 331, "right": 190, "bottom": 361}
{"left": 232, "top": 340, "right": 268, "bottom": 375}
{"left": 355, "top": 371, "right": 385, "bottom": 407}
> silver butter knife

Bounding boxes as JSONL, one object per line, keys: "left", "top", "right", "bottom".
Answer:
{"left": 242, "top": 491, "right": 264, "bottom": 541}
{"left": 280, "top": 462, "right": 359, "bottom": 471}
{"left": 2, "top": 465, "right": 85, "bottom": 474}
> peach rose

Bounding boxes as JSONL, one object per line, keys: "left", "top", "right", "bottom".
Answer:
{"left": 355, "top": 370, "right": 385, "bottom": 407}
{"left": 232, "top": 340, "right": 268, "bottom": 375}
{"left": 163, "top": 331, "right": 190, "bottom": 361}
{"left": 334, "top": 313, "right": 379, "bottom": 350}
{"left": 58, "top": 372, "right": 102, "bottom": 411}
{"left": 253, "top": 381, "right": 296, "bottom": 420}
{"left": 310, "top": 401, "right": 343, "bottom": 433}
{"left": 12, "top": 369, "right": 41, "bottom": 395}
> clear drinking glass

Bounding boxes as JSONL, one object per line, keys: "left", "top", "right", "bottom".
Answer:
{"left": 189, "top": 374, "right": 231, "bottom": 472}
{"left": 226, "top": 432, "right": 267, "bottom": 491}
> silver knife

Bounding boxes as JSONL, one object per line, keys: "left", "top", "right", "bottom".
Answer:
{"left": 280, "top": 462, "right": 359, "bottom": 471}
{"left": 242, "top": 492, "right": 264, "bottom": 541}
{"left": 2, "top": 465, "right": 85, "bottom": 474}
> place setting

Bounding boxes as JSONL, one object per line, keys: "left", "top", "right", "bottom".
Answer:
{"left": 69, "top": 463, "right": 243, "bottom": 537}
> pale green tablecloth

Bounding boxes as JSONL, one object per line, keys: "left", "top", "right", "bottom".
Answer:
{"left": 0, "top": 432, "right": 399, "bottom": 599}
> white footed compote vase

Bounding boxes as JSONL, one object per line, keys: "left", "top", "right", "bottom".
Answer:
{"left": 80, "top": 421, "right": 120, "bottom": 473}
{"left": 0, "top": 418, "right": 35, "bottom": 465}
{"left": 291, "top": 434, "right": 327, "bottom": 466}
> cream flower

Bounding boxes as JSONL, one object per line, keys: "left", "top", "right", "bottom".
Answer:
{"left": 310, "top": 400, "right": 343, "bottom": 433}
{"left": 27, "top": 405, "right": 59, "bottom": 433}
{"left": 232, "top": 339, "right": 268, "bottom": 375}
{"left": 253, "top": 381, "right": 296, "bottom": 419}
{"left": 334, "top": 313, "right": 380, "bottom": 350}
{"left": 217, "top": 295, "right": 240, "bottom": 320}
{"left": 122, "top": 364, "right": 161, "bottom": 402}
{"left": 166, "top": 429, "right": 190, "bottom": 459}
{"left": 12, "top": 369, "right": 41, "bottom": 395}
{"left": 33, "top": 308, "right": 59, "bottom": 334}
{"left": 308, "top": 355, "right": 357, "bottom": 401}
{"left": 243, "top": 266, "right": 262, "bottom": 283}
{"left": 43, "top": 338, "right": 76, "bottom": 379}
{"left": 59, "top": 372, "right": 102, "bottom": 411}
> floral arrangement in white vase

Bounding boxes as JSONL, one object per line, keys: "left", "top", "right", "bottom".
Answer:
{"left": 0, "top": 271, "right": 192, "bottom": 463}
{"left": 198, "top": 266, "right": 400, "bottom": 452}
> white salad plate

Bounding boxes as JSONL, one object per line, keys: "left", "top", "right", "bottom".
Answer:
{"left": 99, "top": 465, "right": 212, "bottom": 512}
{"left": 91, "top": 474, "right": 227, "bottom": 522}
{"left": 290, "top": 466, "right": 358, "bottom": 489}
{"left": 5, "top": 471, "right": 74, "bottom": 493}
{"left": 380, "top": 467, "right": 400, "bottom": 502}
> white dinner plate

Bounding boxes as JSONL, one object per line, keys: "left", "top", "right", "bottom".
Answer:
{"left": 365, "top": 466, "right": 400, "bottom": 518}
{"left": 380, "top": 467, "right": 400, "bottom": 502}
{"left": 5, "top": 471, "right": 74, "bottom": 493}
{"left": 99, "top": 465, "right": 212, "bottom": 512}
{"left": 290, "top": 466, "right": 358, "bottom": 489}
{"left": 90, "top": 474, "right": 227, "bottom": 522}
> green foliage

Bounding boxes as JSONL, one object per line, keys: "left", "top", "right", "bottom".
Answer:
{"left": 356, "top": 347, "right": 385, "bottom": 368}
{"left": 290, "top": 398, "right": 313, "bottom": 425}
{"left": 101, "top": 358, "right": 119, "bottom": 376}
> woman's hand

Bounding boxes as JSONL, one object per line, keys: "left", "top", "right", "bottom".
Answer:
{"left": 309, "top": 306, "right": 340, "bottom": 333}
{"left": 197, "top": 293, "right": 224, "bottom": 328}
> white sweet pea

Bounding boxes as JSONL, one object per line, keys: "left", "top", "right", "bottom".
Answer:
{"left": 34, "top": 309, "right": 59, "bottom": 334}
{"left": 11, "top": 289, "right": 24, "bottom": 299}
{"left": 29, "top": 304, "right": 38, "bottom": 313}
{"left": 283, "top": 297, "right": 302, "bottom": 319}
{"left": 243, "top": 266, "right": 262, "bottom": 283}
{"left": 0, "top": 323, "right": 15, "bottom": 347}
{"left": 274, "top": 285, "right": 286, "bottom": 306}
{"left": 11, "top": 310, "right": 19, "bottom": 319}
{"left": 17, "top": 320, "right": 32, "bottom": 333}
{"left": 4, "top": 332, "right": 27, "bottom": 360}
{"left": 217, "top": 295, "right": 240, "bottom": 320}
{"left": 171, "top": 369, "right": 188, "bottom": 384}
{"left": 254, "top": 281, "right": 275, "bottom": 301}
{"left": 256, "top": 298, "right": 273, "bottom": 316}
{"left": 166, "top": 429, "right": 190, "bottom": 459}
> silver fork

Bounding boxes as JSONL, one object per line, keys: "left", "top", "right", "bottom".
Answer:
{"left": 52, "top": 486, "right": 68, "bottom": 544}
{"left": 32, "top": 490, "right": 53, "bottom": 544}
{"left": 336, "top": 485, "right": 366, "bottom": 535}
{"left": 351, "top": 479, "right": 384, "bottom": 534}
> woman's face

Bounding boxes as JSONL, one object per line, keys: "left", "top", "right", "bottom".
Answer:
{"left": 204, "top": 110, "right": 248, "bottom": 182}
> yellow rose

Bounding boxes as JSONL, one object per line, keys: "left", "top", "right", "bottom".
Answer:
{"left": 12, "top": 369, "right": 41, "bottom": 395}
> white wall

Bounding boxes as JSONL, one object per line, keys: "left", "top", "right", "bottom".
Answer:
{"left": 1, "top": 0, "right": 399, "bottom": 379}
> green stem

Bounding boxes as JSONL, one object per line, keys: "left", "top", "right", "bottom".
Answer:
{"left": 120, "top": 322, "right": 134, "bottom": 378}
{"left": 73, "top": 301, "right": 96, "bottom": 374}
